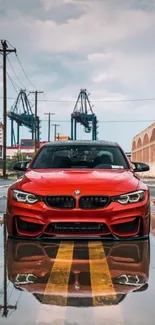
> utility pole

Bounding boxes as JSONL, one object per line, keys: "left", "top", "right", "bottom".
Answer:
{"left": 0, "top": 40, "right": 16, "bottom": 179}
{"left": 57, "top": 133, "right": 61, "bottom": 140}
{"left": 52, "top": 124, "right": 60, "bottom": 141}
{"left": 30, "top": 91, "right": 43, "bottom": 153}
{"left": 44, "top": 112, "right": 55, "bottom": 142}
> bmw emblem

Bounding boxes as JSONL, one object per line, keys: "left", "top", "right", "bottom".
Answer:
{"left": 74, "top": 190, "right": 81, "bottom": 195}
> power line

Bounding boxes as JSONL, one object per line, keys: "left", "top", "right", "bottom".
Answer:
{"left": 6, "top": 71, "right": 19, "bottom": 93}
{"left": 21, "top": 97, "right": 155, "bottom": 103}
{"left": 5, "top": 40, "right": 16, "bottom": 50}
{"left": 91, "top": 119, "right": 155, "bottom": 123}
{"left": 7, "top": 56, "right": 27, "bottom": 90}
{"left": 0, "top": 60, "right": 20, "bottom": 92}
{"left": 13, "top": 97, "right": 155, "bottom": 103}
{"left": 0, "top": 118, "right": 154, "bottom": 123}
{"left": 15, "top": 53, "right": 37, "bottom": 90}
{"left": 40, "top": 119, "right": 155, "bottom": 123}
{"left": 0, "top": 58, "right": 20, "bottom": 92}
{"left": 43, "top": 92, "right": 50, "bottom": 109}
{"left": 1, "top": 96, "right": 155, "bottom": 103}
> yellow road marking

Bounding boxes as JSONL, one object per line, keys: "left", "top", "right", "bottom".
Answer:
{"left": 36, "top": 241, "right": 123, "bottom": 325}
{"left": 88, "top": 241, "right": 116, "bottom": 306}
{"left": 36, "top": 241, "right": 74, "bottom": 325}
{"left": 89, "top": 242, "right": 124, "bottom": 325}
{"left": 43, "top": 241, "right": 74, "bottom": 305}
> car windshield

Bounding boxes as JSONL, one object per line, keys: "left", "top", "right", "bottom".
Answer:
{"left": 31, "top": 145, "right": 129, "bottom": 169}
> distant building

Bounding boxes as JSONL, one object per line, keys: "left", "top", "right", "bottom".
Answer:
{"left": 55, "top": 135, "right": 70, "bottom": 141}
{"left": 131, "top": 122, "right": 155, "bottom": 176}
{"left": 126, "top": 152, "right": 131, "bottom": 161}
{"left": 20, "top": 139, "right": 36, "bottom": 148}
{"left": 6, "top": 139, "right": 48, "bottom": 159}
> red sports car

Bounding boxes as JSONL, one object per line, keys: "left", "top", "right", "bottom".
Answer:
{"left": 6, "top": 140, "right": 150, "bottom": 239}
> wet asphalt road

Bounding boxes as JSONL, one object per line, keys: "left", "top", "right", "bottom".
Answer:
{"left": 0, "top": 180, "right": 155, "bottom": 324}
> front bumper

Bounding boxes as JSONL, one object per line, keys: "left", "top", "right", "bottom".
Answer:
{"left": 6, "top": 195, "right": 150, "bottom": 240}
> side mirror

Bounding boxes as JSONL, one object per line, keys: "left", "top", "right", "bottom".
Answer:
{"left": 12, "top": 160, "right": 31, "bottom": 172}
{"left": 131, "top": 161, "right": 150, "bottom": 173}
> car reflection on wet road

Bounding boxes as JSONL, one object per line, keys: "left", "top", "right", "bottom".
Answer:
{"left": 8, "top": 239, "right": 149, "bottom": 307}
{"left": 1, "top": 220, "right": 155, "bottom": 325}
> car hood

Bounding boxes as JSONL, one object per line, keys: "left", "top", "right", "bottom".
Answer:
{"left": 17, "top": 169, "right": 140, "bottom": 195}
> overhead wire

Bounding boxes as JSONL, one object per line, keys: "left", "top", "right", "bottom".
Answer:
{"left": 0, "top": 117, "right": 154, "bottom": 123}
{"left": 1, "top": 115, "right": 152, "bottom": 123}
{"left": 0, "top": 41, "right": 155, "bottom": 128}
{"left": 0, "top": 95, "right": 155, "bottom": 103}
{"left": 6, "top": 71, "right": 19, "bottom": 93}
{"left": 0, "top": 59, "right": 21, "bottom": 93}
{"left": 1, "top": 40, "right": 155, "bottom": 104}
{"left": 38, "top": 119, "right": 155, "bottom": 123}
{"left": 5, "top": 40, "right": 15, "bottom": 49}
{"left": 15, "top": 52, "right": 37, "bottom": 90}
{"left": 7, "top": 56, "right": 27, "bottom": 90}
{"left": 1, "top": 54, "right": 155, "bottom": 104}
{"left": 15, "top": 97, "right": 155, "bottom": 103}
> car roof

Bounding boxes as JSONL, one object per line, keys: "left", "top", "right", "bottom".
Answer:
{"left": 43, "top": 140, "right": 118, "bottom": 147}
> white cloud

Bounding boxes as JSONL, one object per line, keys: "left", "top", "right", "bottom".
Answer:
{"left": 88, "top": 53, "right": 112, "bottom": 62}
{"left": 31, "top": 3, "right": 155, "bottom": 54}
{"left": 92, "top": 73, "right": 115, "bottom": 83}
{"left": 0, "top": 0, "right": 155, "bottom": 150}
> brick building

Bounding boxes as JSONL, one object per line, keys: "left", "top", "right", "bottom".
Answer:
{"left": 132, "top": 122, "right": 155, "bottom": 177}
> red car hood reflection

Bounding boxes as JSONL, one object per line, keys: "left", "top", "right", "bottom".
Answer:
{"left": 18, "top": 169, "right": 139, "bottom": 194}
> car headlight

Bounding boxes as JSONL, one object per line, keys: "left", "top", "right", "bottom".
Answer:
{"left": 15, "top": 274, "right": 38, "bottom": 285}
{"left": 12, "top": 190, "right": 39, "bottom": 204}
{"left": 113, "top": 274, "right": 145, "bottom": 286}
{"left": 113, "top": 190, "right": 145, "bottom": 205}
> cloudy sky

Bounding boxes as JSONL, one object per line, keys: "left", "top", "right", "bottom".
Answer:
{"left": 0, "top": 0, "right": 155, "bottom": 150}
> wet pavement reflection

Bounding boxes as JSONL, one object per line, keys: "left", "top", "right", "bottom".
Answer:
{"left": 0, "top": 223, "right": 155, "bottom": 324}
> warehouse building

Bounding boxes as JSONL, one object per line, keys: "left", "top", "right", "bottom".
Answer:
{"left": 132, "top": 122, "right": 155, "bottom": 177}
